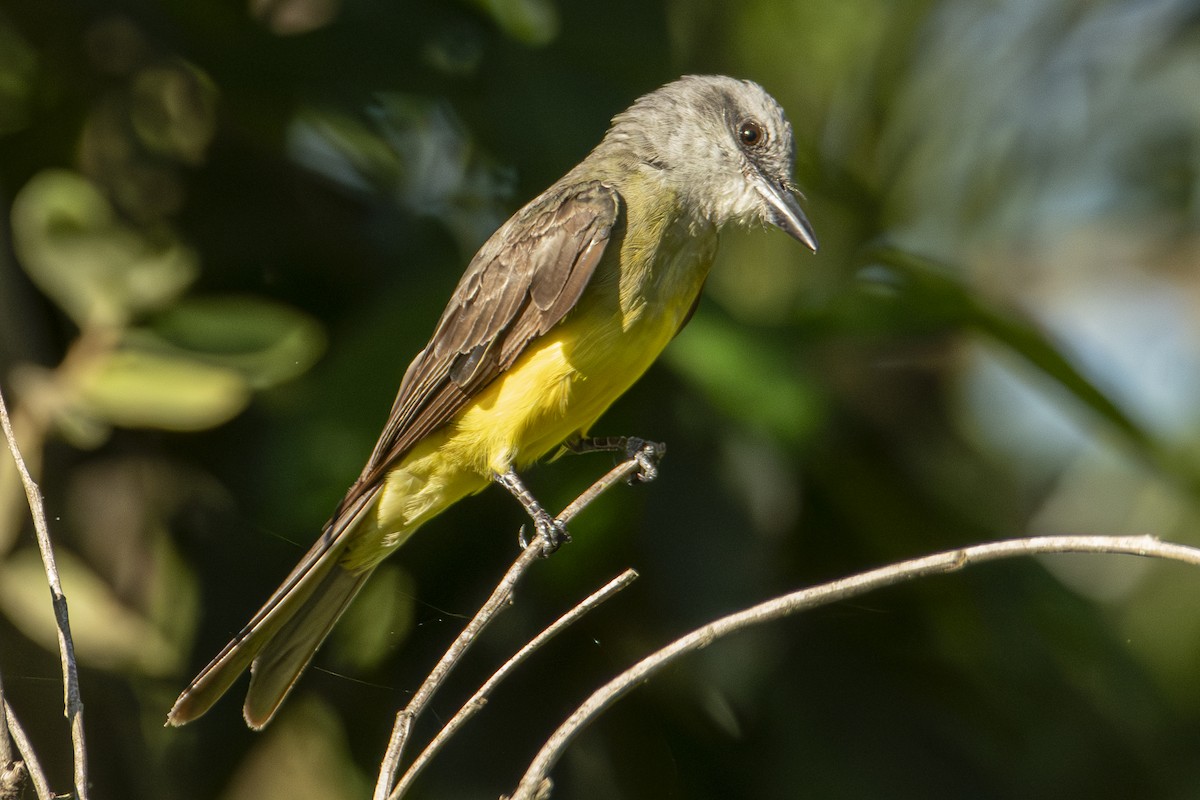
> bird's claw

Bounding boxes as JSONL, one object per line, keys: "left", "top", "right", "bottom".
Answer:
{"left": 625, "top": 438, "right": 666, "bottom": 484}
{"left": 527, "top": 509, "right": 570, "bottom": 556}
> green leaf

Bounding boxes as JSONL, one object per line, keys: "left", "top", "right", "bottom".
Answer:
{"left": 76, "top": 348, "right": 250, "bottom": 432}
{"left": 10, "top": 169, "right": 198, "bottom": 327}
{"left": 0, "top": 547, "right": 183, "bottom": 675}
{"left": 667, "top": 311, "right": 825, "bottom": 445}
{"left": 136, "top": 295, "right": 326, "bottom": 389}
{"left": 468, "top": 0, "right": 559, "bottom": 46}
{"left": 130, "top": 61, "right": 218, "bottom": 165}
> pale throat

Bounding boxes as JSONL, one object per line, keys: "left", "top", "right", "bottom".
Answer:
{"left": 614, "top": 176, "right": 720, "bottom": 328}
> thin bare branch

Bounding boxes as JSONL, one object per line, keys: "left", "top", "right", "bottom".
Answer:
{"left": 0, "top": 670, "right": 12, "bottom": 780}
{"left": 372, "top": 454, "right": 648, "bottom": 800}
{"left": 391, "top": 569, "right": 638, "bottom": 799}
{"left": 0, "top": 666, "right": 26, "bottom": 800}
{"left": 2, "top": 701, "right": 50, "bottom": 800}
{"left": 0, "top": 386, "right": 89, "bottom": 800}
{"left": 508, "top": 534, "right": 1200, "bottom": 799}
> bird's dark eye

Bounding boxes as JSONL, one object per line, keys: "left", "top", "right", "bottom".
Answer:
{"left": 738, "top": 119, "right": 765, "bottom": 148}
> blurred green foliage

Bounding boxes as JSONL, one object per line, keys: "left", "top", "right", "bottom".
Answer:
{"left": 1, "top": 0, "right": 1200, "bottom": 798}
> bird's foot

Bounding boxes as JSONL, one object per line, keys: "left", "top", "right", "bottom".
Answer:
{"left": 520, "top": 509, "right": 571, "bottom": 556}
{"left": 496, "top": 468, "right": 570, "bottom": 556}
{"left": 623, "top": 437, "right": 666, "bottom": 484}
{"left": 566, "top": 435, "right": 667, "bottom": 484}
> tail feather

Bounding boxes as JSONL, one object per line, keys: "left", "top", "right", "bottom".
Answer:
{"left": 243, "top": 565, "right": 372, "bottom": 729}
{"left": 167, "top": 489, "right": 380, "bottom": 727}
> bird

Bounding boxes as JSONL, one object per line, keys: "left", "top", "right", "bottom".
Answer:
{"left": 167, "top": 74, "right": 817, "bottom": 729}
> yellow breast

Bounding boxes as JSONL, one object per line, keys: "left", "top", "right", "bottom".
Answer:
{"left": 364, "top": 183, "right": 719, "bottom": 561}
{"left": 450, "top": 192, "right": 719, "bottom": 474}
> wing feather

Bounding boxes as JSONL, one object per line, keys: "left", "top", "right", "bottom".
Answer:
{"left": 340, "top": 180, "right": 621, "bottom": 506}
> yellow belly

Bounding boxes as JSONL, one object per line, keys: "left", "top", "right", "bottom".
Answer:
{"left": 455, "top": 310, "right": 676, "bottom": 468}
{"left": 349, "top": 304, "right": 679, "bottom": 563}
{"left": 342, "top": 192, "right": 717, "bottom": 571}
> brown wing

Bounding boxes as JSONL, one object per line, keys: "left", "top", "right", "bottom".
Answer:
{"left": 169, "top": 182, "right": 620, "bottom": 726}
{"left": 339, "top": 179, "right": 621, "bottom": 509}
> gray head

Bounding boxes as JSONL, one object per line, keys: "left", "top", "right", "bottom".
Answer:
{"left": 596, "top": 75, "right": 817, "bottom": 251}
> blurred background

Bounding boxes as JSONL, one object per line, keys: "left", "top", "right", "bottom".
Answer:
{"left": 1, "top": 0, "right": 1200, "bottom": 797}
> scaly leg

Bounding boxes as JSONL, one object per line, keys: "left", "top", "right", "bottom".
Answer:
{"left": 565, "top": 436, "right": 666, "bottom": 483}
{"left": 492, "top": 468, "right": 570, "bottom": 554}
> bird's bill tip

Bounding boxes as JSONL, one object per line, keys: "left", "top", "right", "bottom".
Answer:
{"left": 756, "top": 178, "right": 818, "bottom": 252}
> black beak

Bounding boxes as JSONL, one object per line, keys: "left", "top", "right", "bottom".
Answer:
{"left": 754, "top": 175, "right": 818, "bottom": 252}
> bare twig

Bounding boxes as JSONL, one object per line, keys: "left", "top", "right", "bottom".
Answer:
{"left": 2, "top": 701, "right": 50, "bottom": 800}
{"left": 372, "top": 455, "right": 647, "bottom": 800}
{"left": 0, "top": 670, "right": 12, "bottom": 782}
{"left": 0, "top": 385, "right": 89, "bottom": 800}
{"left": 508, "top": 534, "right": 1200, "bottom": 799}
{"left": 0, "top": 668, "right": 28, "bottom": 800}
{"left": 391, "top": 569, "right": 638, "bottom": 799}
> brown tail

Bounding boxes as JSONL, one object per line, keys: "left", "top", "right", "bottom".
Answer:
{"left": 242, "top": 565, "right": 371, "bottom": 728}
{"left": 167, "top": 490, "right": 380, "bottom": 728}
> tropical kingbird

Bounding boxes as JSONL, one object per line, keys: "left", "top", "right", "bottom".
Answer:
{"left": 168, "top": 74, "right": 817, "bottom": 729}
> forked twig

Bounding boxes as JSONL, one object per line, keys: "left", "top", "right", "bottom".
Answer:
{"left": 1, "top": 700, "right": 49, "bottom": 800}
{"left": 390, "top": 569, "right": 638, "bottom": 798}
{"left": 507, "top": 534, "right": 1200, "bottom": 799}
{"left": 372, "top": 456, "right": 646, "bottom": 800}
{"left": 0, "top": 669, "right": 34, "bottom": 800}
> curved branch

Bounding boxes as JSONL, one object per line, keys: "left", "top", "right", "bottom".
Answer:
{"left": 373, "top": 456, "right": 646, "bottom": 800}
{"left": 0, "top": 386, "right": 89, "bottom": 800}
{"left": 390, "top": 569, "right": 638, "bottom": 799}
{"left": 508, "top": 534, "right": 1200, "bottom": 799}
